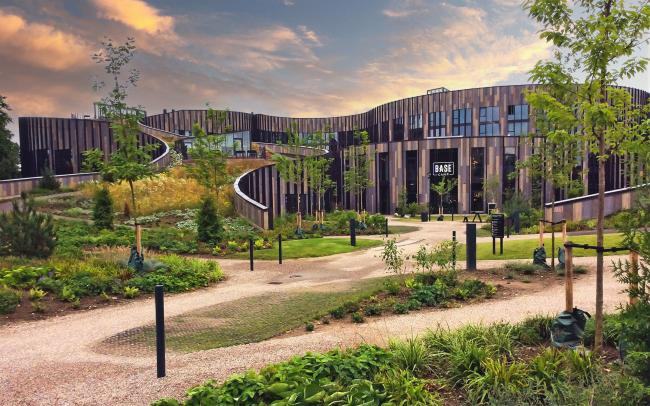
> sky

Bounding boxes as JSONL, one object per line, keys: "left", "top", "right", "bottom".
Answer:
{"left": 0, "top": 0, "right": 648, "bottom": 140}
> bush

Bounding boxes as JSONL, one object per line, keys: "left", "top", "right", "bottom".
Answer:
{"left": 351, "top": 312, "right": 365, "bottom": 323}
{"left": 39, "top": 166, "right": 60, "bottom": 191}
{"left": 92, "top": 187, "right": 114, "bottom": 229}
{"left": 126, "top": 255, "right": 223, "bottom": 293}
{"left": 123, "top": 286, "right": 140, "bottom": 299}
{"left": 389, "top": 337, "right": 432, "bottom": 375}
{"left": 0, "top": 287, "right": 21, "bottom": 314}
{"left": 364, "top": 304, "right": 382, "bottom": 316}
{"left": 0, "top": 266, "right": 50, "bottom": 289}
{"left": 465, "top": 357, "right": 529, "bottom": 404}
{"left": 504, "top": 261, "right": 545, "bottom": 275}
{"left": 393, "top": 302, "right": 409, "bottom": 314}
{"left": 305, "top": 322, "right": 314, "bottom": 332}
{"left": 0, "top": 194, "right": 56, "bottom": 258}
{"left": 197, "top": 196, "right": 224, "bottom": 244}
{"left": 28, "top": 287, "right": 47, "bottom": 301}
{"left": 330, "top": 306, "right": 346, "bottom": 319}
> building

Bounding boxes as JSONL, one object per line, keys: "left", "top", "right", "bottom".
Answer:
{"left": 18, "top": 84, "right": 649, "bottom": 227}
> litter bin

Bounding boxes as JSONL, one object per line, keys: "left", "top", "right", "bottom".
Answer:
{"left": 421, "top": 212, "right": 429, "bottom": 222}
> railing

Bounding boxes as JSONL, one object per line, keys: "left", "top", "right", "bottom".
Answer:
{"left": 138, "top": 122, "right": 187, "bottom": 143}
{"left": 544, "top": 184, "right": 644, "bottom": 222}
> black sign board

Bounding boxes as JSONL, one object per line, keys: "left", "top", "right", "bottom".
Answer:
{"left": 491, "top": 213, "right": 505, "bottom": 238}
{"left": 431, "top": 162, "right": 455, "bottom": 176}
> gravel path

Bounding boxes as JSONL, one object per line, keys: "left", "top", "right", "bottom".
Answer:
{"left": 0, "top": 220, "right": 630, "bottom": 405}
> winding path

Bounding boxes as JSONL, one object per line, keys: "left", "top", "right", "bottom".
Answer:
{"left": 0, "top": 220, "right": 629, "bottom": 405}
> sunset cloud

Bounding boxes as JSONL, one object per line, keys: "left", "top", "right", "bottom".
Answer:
{"left": 92, "top": 0, "right": 174, "bottom": 35}
{"left": 382, "top": 0, "right": 429, "bottom": 18}
{"left": 0, "top": 9, "right": 91, "bottom": 71}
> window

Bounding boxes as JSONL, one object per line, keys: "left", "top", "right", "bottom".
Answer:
{"left": 479, "top": 106, "right": 500, "bottom": 136}
{"left": 393, "top": 117, "right": 404, "bottom": 141}
{"left": 452, "top": 108, "right": 472, "bottom": 136}
{"left": 428, "top": 111, "right": 446, "bottom": 137}
{"left": 507, "top": 104, "right": 529, "bottom": 136}
{"left": 408, "top": 114, "right": 423, "bottom": 139}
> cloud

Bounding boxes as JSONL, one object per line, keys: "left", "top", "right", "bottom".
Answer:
{"left": 283, "top": 0, "right": 295, "bottom": 5}
{"left": 92, "top": 0, "right": 174, "bottom": 35}
{"left": 298, "top": 25, "right": 322, "bottom": 46}
{"left": 382, "top": 0, "right": 429, "bottom": 18}
{"left": 0, "top": 9, "right": 92, "bottom": 71}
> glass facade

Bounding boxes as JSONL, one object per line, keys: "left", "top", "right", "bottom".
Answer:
{"left": 408, "top": 114, "right": 423, "bottom": 139}
{"left": 479, "top": 106, "right": 500, "bottom": 136}
{"left": 428, "top": 111, "right": 446, "bottom": 137}
{"left": 507, "top": 104, "right": 529, "bottom": 136}
{"left": 393, "top": 116, "right": 404, "bottom": 141}
{"left": 452, "top": 108, "right": 472, "bottom": 136}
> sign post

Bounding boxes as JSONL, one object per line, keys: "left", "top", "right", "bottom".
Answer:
{"left": 466, "top": 223, "right": 476, "bottom": 271}
{"left": 491, "top": 213, "right": 505, "bottom": 255}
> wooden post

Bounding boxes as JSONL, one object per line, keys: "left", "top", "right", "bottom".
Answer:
{"left": 539, "top": 220, "right": 544, "bottom": 248}
{"left": 562, "top": 221, "right": 567, "bottom": 244}
{"left": 630, "top": 250, "right": 639, "bottom": 305}
{"left": 136, "top": 224, "right": 142, "bottom": 255}
{"left": 565, "top": 245, "right": 574, "bottom": 312}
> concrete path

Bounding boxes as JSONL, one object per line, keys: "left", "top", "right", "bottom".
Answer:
{"left": 0, "top": 220, "right": 629, "bottom": 405}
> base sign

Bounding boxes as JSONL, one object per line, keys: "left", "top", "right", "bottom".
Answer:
{"left": 431, "top": 162, "right": 455, "bottom": 176}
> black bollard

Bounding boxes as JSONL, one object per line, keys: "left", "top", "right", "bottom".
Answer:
{"left": 350, "top": 219, "right": 356, "bottom": 246}
{"left": 466, "top": 223, "right": 477, "bottom": 271}
{"left": 278, "top": 234, "right": 283, "bottom": 264}
{"left": 452, "top": 230, "right": 457, "bottom": 269}
{"left": 385, "top": 218, "right": 389, "bottom": 237}
{"left": 249, "top": 238, "right": 254, "bottom": 272}
{"left": 155, "top": 284, "right": 165, "bottom": 378}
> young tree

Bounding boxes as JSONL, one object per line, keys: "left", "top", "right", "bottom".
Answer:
{"left": 343, "top": 129, "right": 373, "bottom": 213}
{"left": 430, "top": 177, "right": 457, "bottom": 215}
{"left": 39, "top": 164, "right": 61, "bottom": 191}
{"left": 482, "top": 175, "right": 501, "bottom": 209}
{"left": 197, "top": 195, "right": 224, "bottom": 244}
{"left": 0, "top": 96, "right": 19, "bottom": 179}
{"left": 0, "top": 193, "right": 55, "bottom": 258}
{"left": 91, "top": 37, "right": 154, "bottom": 255}
{"left": 525, "top": 0, "right": 650, "bottom": 351}
{"left": 305, "top": 130, "right": 334, "bottom": 224}
{"left": 187, "top": 107, "right": 232, "bottom": 214}
{"left": 93, "top": 187, "right": 114, "bottom": 230}
{"left": 273, "top": 122, "right": 307, "bottom": 229}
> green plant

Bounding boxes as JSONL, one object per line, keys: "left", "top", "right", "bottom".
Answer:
{"left": 0, "top": 193, "right": 56, "bottom": 258}
{"left": 389, "top": 337, "right": 432, "bottom": 375}
{"left": 126, "top": 255, "right": 223, "bottom": 293}
{"left": 330, "top": 306, "right": 345, "bottom": 319}
{"left": 39, "top": 166, "right": 61, "bottom": 191}
{"left": 305, "top": 322, "right": 314, "bottom": 332}
{"left": 393, "top": 302, "right": 409, "bottom": 314}
{"left": 377, "top": 368, "right": 442, "bottom": 405}
{"left": 564, "top": 347, "right": 598, "bottom": 385}
{"left": 70, "top": 297, "right": 81, "bottom": 309}
{"left": 92, "top": 187, "right": 114, "bottom": 229}
{"left": 351, "top": 312, "right": 364, "bottom": 323}
{"left": 383, "top": 278, "right": 401, "bottom": 295}
{"left": 380, "top": 238, "right": 405, "bottom": 276}
{"left": 0, "top": 286, "right": 21, "bottom": 314}
{"left": 197, "top": 195, "right": 224, "bottom": 244}
{"left": 514, "top": 314, "right": 553, "bottom": 345}
{"left": 430, "top": 177, "right": 457, "bottom": 215}
{"left": 28, "top": 287, "right": 47, "bottom": 301}
{"left": 0, "top": 95, "right": 20, "bottom": 180}
{"left": 60, "top": 285, "right": 77, "bottom": 302}
{"left": 465, "top": 357, "right": 529, "bottom": 404}
{"left": 31, "top": 301, "right": 47, "bottom": 313}
{"left": 504, "top": 261, "right": 544, "bottom": 275}
{"left": 363, "top": 304, "right": 382, "bottom": 316}
{"left": 123, "top": 286, "right": 140, "bottom": 299}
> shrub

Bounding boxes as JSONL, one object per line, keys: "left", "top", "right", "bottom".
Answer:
{"left": 0, "top": 194, "right": 56, "bottom": 258}
{"left": 305, "top": 322, "right": 314, "bottom": 332}
{"left": 351, "top": 312, "right": 365, "bottom": 323}
{"left": 197, "top": 196, "right": 224, "bottom": 244}
{"left": 28, "top": 287, "right": 47, "bottom": 301}
{"left": 393, "top": 302, "right": 409, "bottom": 314}
{"left": 60, "top": 286, "right": 77, "bottom": 302}
{"left": 123, "top": 286, "right": 140, "bottom": 299}
{"left": 127, "top": 255, "right": 223, "bottom": 293}
{"left": 92, "top": 187, "right": 114, "bottom": 229}
{"left": 383, "top": 278, "right": 401, "bottom": 295}
{"left": 0, "top": 266, "right": 50, "bottom": 289}
{"left": 330, "top": 306, "right": 345, "bottom": 319}
{"left": 363, "top": 304, "right": 382, "bottom": 316}
{"left": 0, "top": 287, "right": 21, "bottom": 314}
{"left": 464, "top": 357, "right": 529, "bottom": 404}
{"left": 504, "top": 261, "right": 545, "bottom": 275}
{"left": 39, "top": 166, "right": 60, "bottom": 190}
{"left": 514, "top": 314, "right": 553, "bottom": 345}
{"left": 376, "top": 368, "right": 442, "bottom": 405}
{"left": 31, "top": 301, "right": 47, "bottom": 313}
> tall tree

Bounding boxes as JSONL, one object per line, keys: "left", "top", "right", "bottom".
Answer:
{"left": 90, "top": 37, "right": 154, "bottom": 255}
{"left": 0, "top": 96, "right": 19, "bottom": 179}
{"left": 273, "top": 122, "right": 308, "bottom": 229}
{"left": 187, "top": 107, "right": 232, "bottom": 214}
{"left": 525, "top": 0, "right": 650, "bottom": 351}
{"left": 343, "top": 129, "right": 373, "bottom": 213}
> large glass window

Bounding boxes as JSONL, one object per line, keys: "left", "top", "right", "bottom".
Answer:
{"left": 452, "top": 108, "right": 472, "bottom": 136}
{"left": 507, "top": 104, "right": 529, "bottom": 136}
{"left": 428, "top": 111, "right": 446, "bottom": 137}
{"left": 393, "top": 116, "right": 404, "bottom": 141}
{"left": 409, "top": 114, "right": 423, "bottom": 139}
{"left": 479, "top": 106, "right": 500, "bottom": 136}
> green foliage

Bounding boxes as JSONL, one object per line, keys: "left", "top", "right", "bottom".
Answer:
{"left": 304, "top": 130, "right": 335, "bottom": 215}
{"left": 413, "top": 240, "right": 458, "bottom": 274}
{"left": 0, "top": 286, "right": 21, "bottom": 314}
{"left": 465, "top": 357, "right": 529, "bottom": 404}
{"left": 0, "top": 265, "right": 50, "bottom": 289}
{"left": 513, "top": 314, "right": 553, "bottom": 345}
{"left": 396, "top": 186, "right": 408, "bottom": 216}
{"left": 381, "top": 237, "right": 405, "bottom": 276}
{"left": 92, "top": 187, "right": 114, "bottom": 229}
{"left": 126, "top": 255, "right": 223, "bottom": 293}
{"left": 304, "top": 322, "right": 314, "bottom": 332}
{"left": 196, "top": 196, "right": 224, "bottom": 244}
{"left": 343, "top": 129, "right": 373, "bottom": 212}
{"left": 0, "top": 194, "right": 56, "bottom": 258}
{"left": 38, "top": 166, "right": 61, "bottom": 191}
{"left": 351, "top": 311, "right": 364, "bottom": 323}
{"left": 28, "top": 287, "right": 47, "bottom": 301}
{"left": 0, "top": 95, "right": 19, "bottom": 180}
{"left": 430, "top": 177, "right": 457, "bottom": 214}
{"left": 389, "top": 337, "right": 432, "bottom": 375}
{"left": 123, "top": 286, "right": 139, "bottom": 299}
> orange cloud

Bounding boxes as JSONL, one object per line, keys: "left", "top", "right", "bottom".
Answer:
{"left": 92, "top": 0, "right": 174, "bottom": 35}
{"left": 0, "top": 10, "right": 91, "bottom": 71}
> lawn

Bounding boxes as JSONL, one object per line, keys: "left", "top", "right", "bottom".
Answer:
{"left": 106, "top": 277, "right": 388, "bottom": 352}
{"left": 457, "top": 233, "right": 627, "bottom": 261}
{"left": 228, "top": 237, "right": 383, "bottom": 260}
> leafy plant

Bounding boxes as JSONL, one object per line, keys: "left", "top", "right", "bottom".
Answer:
{"left": 351, "top": 312, "right": 364, "bottom": 323}
{"left": 380, "top": 238, "right": 405, "bottom": 276}
{"left": 465, "top": 357, "right": 529, "bottom": 404}
{"left": 305, "top": 322, "right": 314, "bottom": 332}
{"left": 28, "top": 287, "right": 47, "bottom": 301}
{"left": 0, "top": 287, "right": 21, "bottom": 314}
{"left": 123, "top": 286, "right": 140, "bottom": 299}
{"left": 31, "top": 301, "right": 47, "bottom": 313}
{"left": 389, "top": 337, "right": 432, "bottom": 375}
{"left": 92, "top": 187, "right": 114, "bottom": 229}
{"left": 0, "top": 193, "right": 56, "bottom": 258}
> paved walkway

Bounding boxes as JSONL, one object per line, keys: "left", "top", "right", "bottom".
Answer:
{"left": 0, "top": 220, "right": 629, "bottom": 405}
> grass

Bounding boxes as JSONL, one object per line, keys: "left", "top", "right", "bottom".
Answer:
{"left": 110, "top": 277, "right": 388, "bottom": 352}
{"left": 229, "top": 237, "right": 383, "bottom": 260}
{"left": 457, "top": 233, "right": 626, "bottom": 261}
{"left": 387, "top": 225, "right": 419, "bottom": 234}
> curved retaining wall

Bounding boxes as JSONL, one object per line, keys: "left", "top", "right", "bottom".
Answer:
{"left": 544, "top": 185, "right": 642, "bottom": 222}
{"left": 0, "top": 172, "right": 100, "bottom": 199}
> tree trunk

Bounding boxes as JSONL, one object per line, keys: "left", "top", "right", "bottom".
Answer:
{"left": 128, "top": 179, "right": 141, "bottom": 255}
{"left": 595, "top": 133, "right": 606, "bottom": 352}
